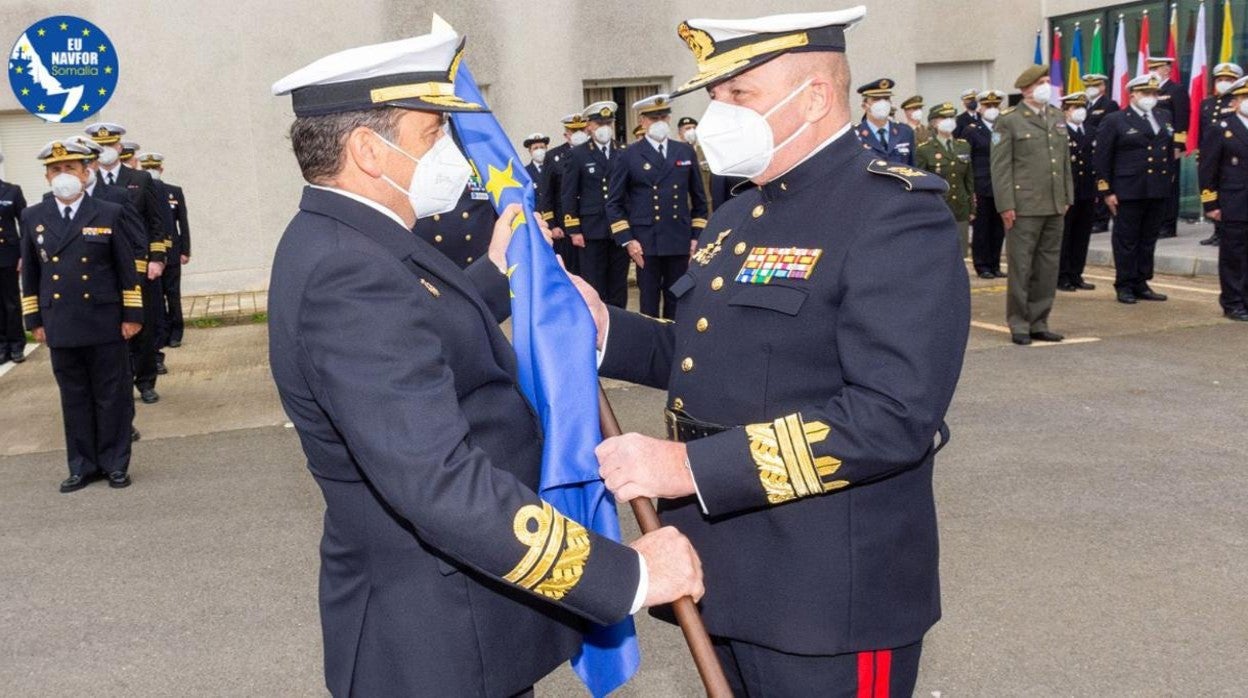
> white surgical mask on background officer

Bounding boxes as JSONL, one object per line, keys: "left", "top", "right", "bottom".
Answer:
{"left": 1085, "top": 85, "right": 1102, "bottom": 100}
{"left": 1216, "top": 79, "right": 1235, "bottom": 95}
{"left": 570, "top": 130, "right": 590, "bottom": 146}
{"left": 936, "top": 117, "right": 956, "bottom": 135}
{"left": 529, "top": 145, "right": 546, "bottom": 164}
{"left": 1066, "top": 107, "right": 1087, "bottom": 126}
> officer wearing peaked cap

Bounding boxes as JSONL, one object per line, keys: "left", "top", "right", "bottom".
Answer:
{"left": 1094, "top": 73, "right": 1174, "bottom": 304}
{"left": 964, "top": 89, "right": 1007, "bottom": 278}
{"left": 139, "top": 152, "right": 191, "bottom": 354}
{"left": 1199, "top": 63, "right": 1244, "bottom": 247}
{"left": 954, "top": 87, "right": 982, "bottom": 138}
{"left": 522, "top": 132, "right": 549, "bottom": 185}
{"left": 1146, "top": 56, "right": 1189, "bottom": 239}
{"left": 561, "top": 100, "right": 632, "bottom": 308}
{"left": 0, "top": 150, "right": 27, "bottom": 364}
{"left": 916, "top": 102, "right": 973, "bottom": 257}
{"left": 901, "top": 94, "right": 929, "bottom": 144}
{"left": 22, "top": 140, "right": 143, "bottom": 492}
{"left": 1082, "top": 73, "right": 1119, "bottom": 233}
{"left": 592, "top": 7, "right": 970, "bottom": 694}
{"left": 1058, "top": 92, "right": 1098, "bottom": 292}
{"left": 268, "top": 31, "right": 702, "bottom": 697}
{"left": 537, "top": 113, "right": 587, "bottom": 274}
{"left": 1197, "top": 74, "right": 1248, "bottom": 320}
{"left": 607, "top": 93, "right": 708, "bottom": 319}
{"left": 856, "top": 77, "right": 916, "bottom": 165}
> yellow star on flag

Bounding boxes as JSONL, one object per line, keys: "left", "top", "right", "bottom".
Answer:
{"left": 37, "top": 104, "right": 45, "bottom": 112}
{"left": 82, "top": 28, "right": 91, "bottom": 37}
{"left": 14, "top": 66, "right": 22, "bottom": 74}
{"left": 104, "top": 65, "right": 112, "bottom": 74}
{"left": 484, "top": 159, "right": 521, "bottom": 205}
{"left": 98, "top": 87, "right": 107, "bottom": 96}
{"left": 506, "top": 263, "right": 519, "bottom": 299}
{"left": 59, "top": 22, "right": 68, "bottom": 31}
{"left": 20, "top": 87, "right": 29, "bottom": 95}
{"left": 98, "top": 44, "right": 106, "bottom": 53}
{"left": 37, "top": 28, "right": 45, "bottom": 37}
{"left": 81, "top": 103, "right": 91, "bottom": 111}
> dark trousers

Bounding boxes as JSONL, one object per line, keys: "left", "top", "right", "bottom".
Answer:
{"left": 712, "top": 637, "right": 922, "bottom": 698}
{"left": 637, "top": 254, "right": 690, "bottom": 319}
{"left": 157, "top": 262, "right": 184, "bottom": 346}
{"left": 1219, "top": 220, "right": 1248, "bottom": 313}
{"left": 1112, "top": 198, "right": 1166, "bottom": 293}
{"left": 972, "top": 194, "right": 1006, "bottom": 273}
{"left": 1093, "top": 196, "right": 1112, "bottom": 230}
{"left": 1162, "top": 158, "right": 1181, "bottom": 235}
{"left": 1059, "top": 199, "right": 1095, "bottom": 285}
{"left": 554, "top": 236, "right": 580, "bottom": 276}
{"left": 129, "top": 275, "right": 164, "bottom": 390}
{"left": 579, "top": 238, "right": 629, "bottom": 309}
{"left": 0, "top": 265, "right": 23, "bottom": 355}
{"left": 49, "top": 340, "right": 134, "bottom": 477}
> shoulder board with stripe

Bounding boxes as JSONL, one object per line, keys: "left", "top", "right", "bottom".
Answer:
{"left": 1000, "top": 107, "right": 1016, "bottom": 116}
{"left": 866, "top": 160, "right": 949, "bottom": 193}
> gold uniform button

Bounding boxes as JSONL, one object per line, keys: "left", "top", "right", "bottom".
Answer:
{"left": 461, "top": 211, "right": 470, "bottom": 220}
{"left": 681, "top": 357, "right": 694, "bottom": 372}
{"left": 434, "top": 235, "right": 443, "bottom": 243}
{"left": 734, "top": 242, "right": 747, "bottom": 255}
{"left": 82, "top": 275, "right": 89, "bottom": 281}
{"left": 433, "top": 214, "right": 441, "bottom": 222}
{"left": 711, "top": 276, "right": 724, "bottom": 291}
{"left": 672, "top": 397, "right": 684, "bottom": 410}
{"left": 52, "top": 274, "right": 60, "bottom": 281}
{"left": 696, "top": 317, "right": 709, "bottom": 332}
{"left": 464, "top": 234, "right": 472, "bottom": 241}
{"left": 81, "top": 257, "right": 88, "bottom": 263}
{"left": 52, "top": 293, "right": 60, "bottom": 299}
{"left": 51, "top": 256, "right": 59, "bottom": 263}
{"left": 466, "top": 256, "right": 474, "bottom": 263}
{"left": 83, "top": 293, "right": 90, "bottom": 299}
{"left": 752, "top": 204, "right": 765, "bottom": 218}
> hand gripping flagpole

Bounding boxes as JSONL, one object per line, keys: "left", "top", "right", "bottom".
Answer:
{"left": 597, "top": 385, "right": 733, "bottom": 698}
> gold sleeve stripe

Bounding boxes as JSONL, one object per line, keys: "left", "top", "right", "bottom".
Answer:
{"left": 610, "top": 220, "right": 630, "bottom": 233}
{"left": 563, "top": 215, "right": 581, "bottom": 227}
{"left": 691, "top": 217, "right": 708, "bottom": 228}
{"left": 541, "top": 211, "right": 555, "bottom": 222}
{"left": 21, "top": 296, "right": 39, "bottom": 315}
{"left": 746, "top": 413, "right": 847, "bottom": 505}
{"left": 150, "top": 241, "right": 166, "bottom": 252}
{"left": 503, "top": 502, "right": 590, "bottom": 601}
{"left": 1097, "top": 180, "right": 1110, "bottom": 192}
{"left": 1201, "top": 189, "right": 1218, "bottom": 203}
{"left": 136, "top": 259, "right": 149, "bottom": 273}
{"left": 1173, "top": 133, "right": 1187, "bottom": 144}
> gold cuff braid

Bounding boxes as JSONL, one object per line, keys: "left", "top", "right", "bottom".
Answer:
{"left": 503, "top": 502, "right": 590, "bottom": 601}
{"left": 746, "top": 413, "right": 847, "bottom": 505}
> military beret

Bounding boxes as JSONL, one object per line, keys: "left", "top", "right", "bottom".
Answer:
{"left": 139, "top": 152, "right": 165, "bottom": 168}
{"left": 677, "top": 116, "right": 697, "bottom": 128}
{"left": 670, "top": 7, "right": 866, "bottom": 97}
{"left": 1213, "top": 63, "right": 1244, "bottom": 80}
{"left": 561, "top": 112, "right": 589, "bottom": 130}
{"left": 634, "top": 93, "right": 673, "bottom": 117}
{"left": 1126, "top": 73, "right": 1161, "bottom": 92}
{"left": 900, "top": 95, "right": 923, "bottom": 110}
{"left": 927, "top": 102, "right": 956, "bottom": 120}
{"left": 1146, "top": 55, "right": 1175, "bottom": 69}
{"left": 1081, "top": 73, "right": 1109, "bottom": 85}
{"left": 37, "top": 139, "right": 94, "bottom": 165}
{"left": 977, "top": 89, "right": 1007, "bottom": 105}
{"left": 1227, "top": 75, "right": 1248, "bottom": 96}
{"left": 271, "top": 32, "right": 486, "bottom": 116}
{"left": 84, "top": 122, "right": 126, "bottom": 145}
{"left": 1014, "top": 64, "right": 1048, "bottom": 89}
{"left": 1061, "top": 92, "right": 1088, "bottom": 108}
{"left": 857, "top": 78, "right": 895, "bottom": 98}
{"left": 583, "top": 100, "right": 618, "bottom": 122}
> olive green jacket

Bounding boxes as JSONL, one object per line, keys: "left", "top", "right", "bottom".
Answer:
{"left": 915, "top": 136, "right": 974, "bottom": 220}
{"left": 989, "top": 102, "right": 1074, "bottom": 216}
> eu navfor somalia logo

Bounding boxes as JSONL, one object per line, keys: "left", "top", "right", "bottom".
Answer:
{"left": 8, "top": 15, "right": 119, "bottom": 123}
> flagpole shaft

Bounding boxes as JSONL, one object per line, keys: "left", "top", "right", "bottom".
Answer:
{"left": 597, "top": 385, "right": 733, "bottom": 698}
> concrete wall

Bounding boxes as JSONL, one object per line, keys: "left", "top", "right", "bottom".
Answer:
{"left": 1, "top": 0, "right": 1067, "bottom": 294}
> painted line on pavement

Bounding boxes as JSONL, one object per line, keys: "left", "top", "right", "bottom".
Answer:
{"left": 970, "top": 321, "right": 1101, "bottom": 345}
{"left": 1077, "top": 273, "right": 1220, "bottom": 296}
{"left": 0, "top": 344, "right": 40, "bottom": 379}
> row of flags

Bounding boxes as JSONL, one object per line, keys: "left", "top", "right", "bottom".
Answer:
{"left": 1037, "top": 1, "right": 1238, "bottom": 153}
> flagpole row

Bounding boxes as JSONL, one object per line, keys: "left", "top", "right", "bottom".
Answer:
{"left": 597, "top": 385, "right": 733, "bottom": 698}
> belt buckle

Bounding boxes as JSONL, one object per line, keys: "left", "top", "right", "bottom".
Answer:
{"left": 664, "top": 409, "right": 679, "bottom": 441}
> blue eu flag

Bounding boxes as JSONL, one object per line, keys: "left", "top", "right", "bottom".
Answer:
{"left": 449, "top": 56, "right": 641, "bottom": 697}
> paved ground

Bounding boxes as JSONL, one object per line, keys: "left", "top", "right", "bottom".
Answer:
{"left": 1087, "top": 221, "right": 1220, "bottom": 277}
{"left": 0, "top": 268, "right": 1244, "bottom": 696}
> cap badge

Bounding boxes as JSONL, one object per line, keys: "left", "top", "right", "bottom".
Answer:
{"left": 678, "top": 23, "right": 715, "bottom": 62}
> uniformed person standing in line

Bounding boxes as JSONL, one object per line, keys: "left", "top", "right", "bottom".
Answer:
{"left": 1058, "top": 93, "right": 1098, "bottom": 292}
{"left": 411, "top": 166, "right": 497, "bottom": 269}
{"left": 676, "top": 116, "right": 714, "bottom": 213}
{"left": 1149, "top": 56, "right": 1190, "bottom": 239}
{"left": 606, "top": 94, "right": 708, "bottom": 319}
{"left": 522, "top": 132, "right": 548, "bottom": 207}
{"left": 21, "top": 140, "right": 143, "bottom": 492}
{"left": 901, "top": 95, "right": 929, "bottom": 144}
{"left": 86, "top": 123, "right": 166, "bottom": 404}
{"left": 1095, "top": 74, "right": 1174, "bottom": 305}
{"left": 915, "top": 102, "right": 973, "bottom": 258}
{"left": 537, "top": 113, "right": 588, "bottom": 274}
{"left": 139, "top": 153, "right": 191, "bottom": 349}
{"left": 954, "top": 88, "right": 982, "bottom": 138}
{"left": 593, "top": 8, "right": 970, "bottom": 694}
{"left": 1198, "top": 63, "right": 1244, "bottom": 247}
{"left": 0, "top": 155, "right": 27, "bottom": 364}
{"left": 964, "top": 89, "right": 1008, "bottom": 278}
{"left": 561, "top": 101, "right": 630, "bottom": 308}
{"left": 856, "top": 78, "right": 916, "bottom": 165}
{"left": 991, "top": 66, "right": 1073, "bottom": 345}
{"left": 1083, "top": 73, "right": 1120, "bottom": 233}
{"left": 1197, "top": 75, "right": 1248, "bottom": 321}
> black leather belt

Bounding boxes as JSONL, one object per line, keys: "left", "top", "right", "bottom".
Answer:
{"left": 664, "top": 409, "right": 731, "bottom": 442}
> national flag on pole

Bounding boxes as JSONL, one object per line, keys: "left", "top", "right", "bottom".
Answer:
{"left": 1221, "top": 0, "right": 1235, "bottom": 63}
{"left": 444, "top": 28, "right": 641, "bottom": 698}
{"left": 1166, "top": 2, "right": 1181, "bottom": 83}
{"left": 1051, "top": 28, "right": 1065, "bottom": 106}
{"left": 1034, "top": 29, "right": 1043, "bottom": 64}
{"left": 1138, "top": 10, "right": 1152, "bottom": 77}
{"left": 1089, "top": 18, "right": 1106, "bottom": 76}
{"left": 1189, "top": 1, "right": 1209, "bottom": 153}
{"left": 1068, "top": 23, "right": 1086, "bottom": 93}
{"left": 1114, "top": 14, "right": 1131, "bottom": 107}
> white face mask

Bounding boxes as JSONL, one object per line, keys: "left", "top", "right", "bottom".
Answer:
{"left": 936, "top": 118, "right": 957, "bottom": 134}
{"left": 647, "top": 120, "right": 670, "bottom": 142}
{"left": 1137, "top": 95, "right": 1158, "bottom": 112}
{"left": 97, "top": 147, "right": 119, "bottom": 166}
{"left": 868, "top": 99, "right": 892, "bottom": 120}
{"left": 1216, "top": 80, "right": 1234, "bottom": 95}
{"left": 376, "top": 128, "right": 473, "bottom": 220}
{"left": 1031, "top": 83, "right": 1053, "bottom": 104}
{"left": 1086, "top": 85, "right": 1102, "bottom": 99}
{"left": 592, "top": 125, "right": 614, "bottom": 144}
{"left": 531, "top": 147, "right": 546, "bottom": 164}
{"left": 1067, "top": 107, "right": 1088, "bottom": 124}
{"left": 909, "top": 109, "right": 924, "bottom": 122}
{"left": 983, "top": 107, "right": 1001, "bottom": 122}
{"left": 148, "top": 169, "right": 162, "bottom": 181}
{"left": 682, "top": 128, "right": 697, "bottom": 144}
{"left": 51, "top": 172, "right": 84, "bottom": 200}
{"left": 696, "top": 78, "right": 812, "bottom": 180}
{"left": 1238, "top": 100, "right": 1248, "bottom": 117}
{"left": 570, "top": 130, "right": 590, "bottom": 146}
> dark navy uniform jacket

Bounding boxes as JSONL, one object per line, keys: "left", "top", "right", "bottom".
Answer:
{"left": 1094, "top": 107, "right": 1175, "bottom": 201}
{"left": 268, "top": 187, "right": 639, "bottom": 697}
{"left": 954, "top": 110, "right": 981, "bottom": 139}
{"left": 411, "top": 175, "right": 495, "bottom": 269}
{"left": 0, "top": 180, "right": 27, "bottom": 268}
{"left": 1200, "top": 94, "right": 1235, "bottom": 135}
{"left": 1066, "top": 123, "right": 1098, "bottom": 202}
{"left": 1199, "top": 115, "right": 1248, "bottom": 222}
{"left": 605, "top": 138, "right": 708, "bottom": 255}
{"left": 157, "top": 181, "right": 190, "bottom": 263}
{"left": 20, "top": 195, "right": 142, "bottom": 348}
{"left": 600, "top": 131, "right": 970, "bottom": 655}
{"left": 1086, "top": 94, "right": 1120, "bottom": 132}
{"left": 537, "top": 142, "right": 572, "bottom": 228}
{"left": 962, "top": 121, "right": 996, "bottom": 196}
{"left": 560, "top": 140, "right": 624, "bottom": 240}
{"left": 1156, "top": 79, "right": 1191, "bottom": 145}
{"left": 101, "top": 165, "right": 167, "bottom": 264}
{"left": 856, "top": 118, "right": 916, "bottom": 166}
{"left": 46, "top": 182, "right": 148, "bottom": 277}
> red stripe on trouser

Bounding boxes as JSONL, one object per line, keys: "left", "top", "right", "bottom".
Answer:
{"left": 857, "top": 651, "right": 874, "bottom": 698}
{"left": 874, "top": 649, "right": 892, "bottom": 698}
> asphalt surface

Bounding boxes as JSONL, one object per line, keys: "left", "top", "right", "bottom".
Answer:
{"left": 0, "top": 269, "right": 1244, "bottom": 696}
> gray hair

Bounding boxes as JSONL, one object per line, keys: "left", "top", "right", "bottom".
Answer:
{"left": 288, "top": 107, "right": 404, "bottom": 184}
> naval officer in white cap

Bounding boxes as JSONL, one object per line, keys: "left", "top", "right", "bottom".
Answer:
{"left": 268, "top": 30, "right": 702, "bottom": 697}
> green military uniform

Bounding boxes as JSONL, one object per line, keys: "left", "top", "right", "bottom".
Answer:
{"left": 901, "top": 95, "right": 930, "bottom": 145}
{"left": 990, "top": 65, "right": 1074, "bottom": 342}
{"left": 915, "top": 102, "right": 973, "bottom": 257}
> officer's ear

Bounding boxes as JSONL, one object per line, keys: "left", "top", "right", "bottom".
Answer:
{"left": 803, "top": 77, "right": 834, "bottom": 124}
{"left": 345, "top": 127, "right": 387, "bottom": 180}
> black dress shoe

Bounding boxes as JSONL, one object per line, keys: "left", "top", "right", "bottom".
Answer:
{"left": 1117, "top": 291, "right": 1138, "bottom": 304}
{"left": 1057, "top": 282, "right": 1077, "bottom": 292}
{"left": 168, "top": 339, "right": 181, "bottom": 348}
{"left": 10, "top": 349, "right": 25, "bottom": 363}
{"left": 1200, "top": 234, "right": 1221, "bottom": 246}
{"left": 60, "top": 473, "right": 98, "bottom": 493}
{"left": 140, "top": 389, "right": 160, "bottom": 404}
{"left": 1136, "top": 289, "right": 1168, "bottom": 301}
{"left": 132, "top": 428, "right": 141, "bottom": 442}
{"left": 1224, "top": 309, "right": 1248, "bottom": 321}
{"left": 1030, "top": 331, "right": 1065, "bottom": 342}
{"left": 1011, "top": 333, "right": 1032, "bottom": 345}
{"left": 993, "top": 270, "right": 1008, "bottom": 278}
{"left": 1075, "top": 280, "right": 1096, "bottom": 290}
{"left": 155, "top": 361, "right": 168, "bottom": 375}
{"left": 977, "top": 271, "right": 995, "bottom": 279}
{"left": 108, "top": 472, "right": 132, "bottom": 489}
